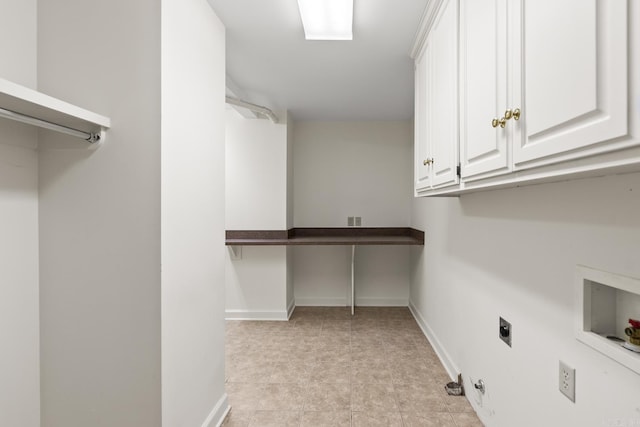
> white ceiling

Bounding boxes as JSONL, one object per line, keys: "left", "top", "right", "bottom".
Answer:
{"left": 207, "top": 0, "right": 428, "bottom": 121}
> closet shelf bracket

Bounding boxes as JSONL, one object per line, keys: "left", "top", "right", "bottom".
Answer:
{"left": 225, "top": 96, "right": 279, "bottom": 124}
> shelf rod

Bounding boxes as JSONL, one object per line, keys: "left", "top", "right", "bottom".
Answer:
{"left": 225, "top": 96, "right": 279, "bottom": 124}
{"left": 0, "top": 107, "right": 101, "bottom": 143}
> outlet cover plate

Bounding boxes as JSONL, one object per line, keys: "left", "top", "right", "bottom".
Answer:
{"left": 559, "top": 360, "right": 576, "bottom": 402}
{"left": 499, "top": 317, "right": 512, "bottom": 347}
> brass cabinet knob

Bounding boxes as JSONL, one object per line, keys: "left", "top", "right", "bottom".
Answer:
{"left": 491, "top": 118, "right": 507, "bottom": 128}
{"left": 493, "top": 108, "right": 520, "bottom": 129}
{"left": 504, "top": 109, "right": 513, "bottom": 120}
{"left": 423, "top": 158, "right": 434, "bottom": 166}
{"left": 504, "top": 108, "right": 521, "bottom": 121}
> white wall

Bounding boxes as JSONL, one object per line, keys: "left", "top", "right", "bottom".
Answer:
{"left": 293, "top": 121, "right": 413, "bottom": 228}
{"left": 37, "top": 1, "right": 162, "bottom": 425}
{"left": 286, "top": 117, "right": 295, "bottom": 308}
{"left": 287, "top": 112, "right": 295, "bottom": 229}
{"left": 161, "top": 0, "right": 227, "bottom": 426}
{"left": 410, "top": 173, "right": 640, "bottom": 427}
{"left": 0, "top": 0, "right": 36, "bottom": 87}
{"left": 225, "top": 111, "right": 292, "bottom": 319}
{"left": 226, "top": 246, "right": 291, "bottom": 320}
{"left": 225, "top": 110, "right": 288, "bottom": 230}
{"left": 0, "top": 1, "right": 39, "bottom": 426}
{"left": 293, "top": 121, "right": 413, "bottom": 306}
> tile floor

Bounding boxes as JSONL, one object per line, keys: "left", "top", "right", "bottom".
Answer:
{"left": 223, "top": 306, "right": 484, "bottom": 427}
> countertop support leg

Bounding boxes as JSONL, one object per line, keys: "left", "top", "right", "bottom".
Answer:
{"left": 351, "top": 245, "right": 355, "bottom": 315}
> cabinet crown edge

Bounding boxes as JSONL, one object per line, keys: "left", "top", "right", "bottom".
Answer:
{"left": 410, "top": 0, "right": 449, "bottom": 58}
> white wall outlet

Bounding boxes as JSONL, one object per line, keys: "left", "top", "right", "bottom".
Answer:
{"left": 355, "top": 216, "right": 362, "bottom": 227}
{"left": 348, "top": 216, "right": 354, "bottom": 226}
{"left": 559, "top": 360, "right": 576, "bottom": 402}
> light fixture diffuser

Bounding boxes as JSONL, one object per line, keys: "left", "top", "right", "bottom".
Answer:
{"left": 297, "top": 0, "right": 353, "bottom": 40}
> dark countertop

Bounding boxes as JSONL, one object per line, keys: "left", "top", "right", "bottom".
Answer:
{"left": 225, "top": 227, "right": 424, "bottom": 246}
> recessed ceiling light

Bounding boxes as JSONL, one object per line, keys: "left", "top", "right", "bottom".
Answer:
{"left": 297, "top": 0, "right": 353, "bottom": 41}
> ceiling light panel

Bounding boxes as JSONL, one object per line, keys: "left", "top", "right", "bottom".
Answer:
{"left": 297, "top": 0, "right": 353, "bottom": 40}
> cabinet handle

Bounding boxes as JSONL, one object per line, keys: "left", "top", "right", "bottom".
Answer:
{"left": 423, "top": 158, "right": 434, "bottom": 166}
{"left": 504, "top": 108, "right": 521, "bottom": 121}
{"left": 493, "top": 108, "right": 521, "bottom": 129}
{"left": 491, "top": 118, "right": 506, "bottom": 128}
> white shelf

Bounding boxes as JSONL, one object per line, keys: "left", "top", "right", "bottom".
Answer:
{"left": 576, "top": 265, "right": 640, "bottom": 375}
{"left": 0, "top": 77, "right": 110, "bottom": 142}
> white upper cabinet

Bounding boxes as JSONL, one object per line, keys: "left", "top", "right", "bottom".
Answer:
{"left": 459, "top": 0, "right": 511, "bottom": 180}
{"left": 414, "top": 36, "right": 432, "bottom": 192}
{"left": 515, "top": 0, "right": 630, "bottom": 169}
{"left": 430, "top": 0, "right": 459, "bottom": 188}
{"left": 414, "top": 0, "right": 459, "bottom": 195}
{"left": 413, "top": 0, "right": 639, "bottom": 196}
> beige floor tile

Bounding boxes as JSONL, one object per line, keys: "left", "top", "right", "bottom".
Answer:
{"left": 385, "top": 346, "right": 423, "bottom": 361}
{"left": 300, "top": 410, "right": 351, "bottom": 426}
{"left": 226, "top": 360, "right": 274, "bottom": 383}
{"left": 402, "top": 411, "right": 457, "bottom": 427}
{"left": 284, "top": 343, "right": 317, "bottom": 364}
{"left": 303, "top": 382, "right": 351, "bottom": 411}
{"left": 293, "top": 320, "right": 323, "bottom": 336}
{"left": 394, "top": 382, "right": 443, "bottom": 401}
{"left": 226, "top": 383, "right": 264, "bottom": 411}
{"left": 315, "top": 345, "right": 351, "bottom": 364}
{"left": 258, "top": 384, "right": 307, "bottom": 411}
{"left": 352, "top": 411, "right": 403, "bottom": 427}
{"left": 322, "top": 319, "right": 351, "bottom": 332}
{"left": 397, "top": 395, "right": 447, "bottom": 413}
{"left": 225, "top": 308, "right": 482, "bottom": 427}
{"left": 309, "top": 361, "right": 351, "bottom": 383}
{"left": 323, "top": 307, "right": 352, "bottom": 319}
{"left": 390, "top": 364, "right": 433, "bottom": 385}
{"left": 351, "top": 383, "right": 398, "bottom": 412}
{"left": 443, "top": 395, "right": 476, "bottom": 413}
{"left": 351, "top": 361, "right": 393, "bottom": 384}
{"left": 269, "top": 361, "right": 313, "bottom": 384}
{"left": 221, "top": 408, "right": 253, "bottom": 427}
{"left": 351, "top": 346, "right": 388, "bottom": 364}
{"left": 315, "top": 332, "right": 351, "bottom": 346}
{"left": 248, "top": 410, "right": 301, "bottom": 427}
{"left": 351, "top": 333, "right": 386, "bottom": 347}
{"left": 450, "top": 412, "right": 484, "bottom": 427}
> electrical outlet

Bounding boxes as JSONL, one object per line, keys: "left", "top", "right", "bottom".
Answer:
{"left": 499, "top": 317, "right": 512, "bottom": 347}
{"left": 355, "top": 216, "right": 362, "bottom": 227}
{"left": 348, "top": 216, "right": 354, "bottom": 226}
{"left": 559, "top": 361, "right": 575, "bottom": 402}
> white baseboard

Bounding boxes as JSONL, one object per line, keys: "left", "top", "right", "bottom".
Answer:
{"left": 225, "top": 309, "right": 290, "bottom": 321}
{"left": 200, "top": 392, "right": 229, "bottom": 427}
{"left": 295, "top": 297, "right": 347, "bottom": 307}
{"left": 296, "top": 297, "right": 408, "bottom": 307}
{"left": 408, "top": 300, "right": 459, "bottom": 380}
{"left": 286, "top": 298, "right": 295, "bottom": 320}
{"left": 356, "top": 297, "right": 409, "bottom": 306}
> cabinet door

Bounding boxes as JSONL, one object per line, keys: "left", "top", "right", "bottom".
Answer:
{"left": 430, "top": 0, "right": 459, "bottom": 188}
{"left": 459, "top": 0, "right": 510, "bottom": 180}
{"left": 414, "top": 37, "right": 432, "bottom": 192}
{"left": 514, "top": 0, "right": 629, "bottom": 168}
